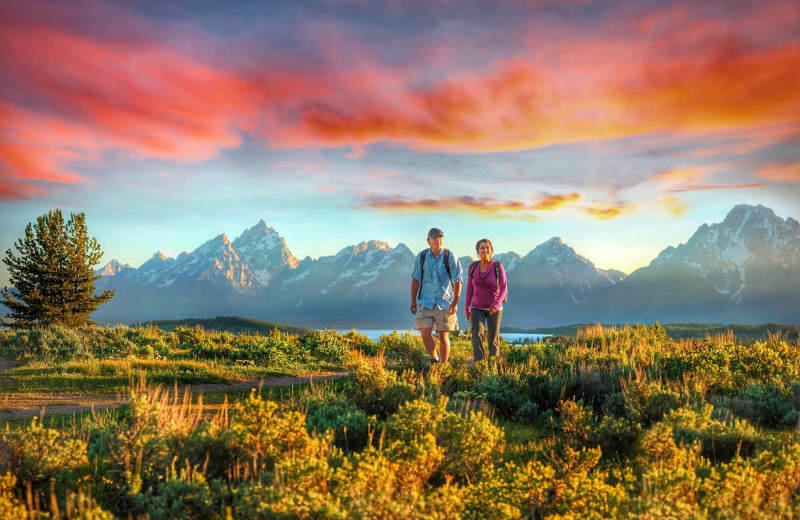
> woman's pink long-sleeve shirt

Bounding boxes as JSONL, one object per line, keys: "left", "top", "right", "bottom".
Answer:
{"left": 465, "top": 260, "right": 508, "bottom": 310}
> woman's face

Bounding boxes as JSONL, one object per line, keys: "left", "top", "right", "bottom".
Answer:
{"left": 478, "top": 241, "right": 492, "bottom": 261}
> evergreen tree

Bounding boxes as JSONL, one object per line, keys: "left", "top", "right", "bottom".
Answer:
{"left": 2, "top": 209, "right": 114, "bottom": 328}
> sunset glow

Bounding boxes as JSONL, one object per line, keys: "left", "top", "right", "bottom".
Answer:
{"left": 1, "top": 0, "right": 798, "bottom": 282}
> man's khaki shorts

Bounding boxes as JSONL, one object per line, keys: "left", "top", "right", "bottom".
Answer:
{"left": 415, "top": 307, "right": 459, "bottom": 332}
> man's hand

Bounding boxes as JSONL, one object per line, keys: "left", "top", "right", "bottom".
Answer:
{"left": 489, "top": 306, "right": 498, "bottom": 315}
{"left": 410, "top": 302, "right": 417, "bottom": 315}
{"left": 448, "top": 301, "right": 458, "bottom": 316}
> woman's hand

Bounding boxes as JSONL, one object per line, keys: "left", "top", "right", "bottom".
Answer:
{"left": 489, "top": 306, "right": 498, "bottom": 315}
{"left": 465, "top": 309, "right": 471, "bottom": 321}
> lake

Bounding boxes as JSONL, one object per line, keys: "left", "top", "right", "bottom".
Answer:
{"left": 338, "top": 329, "right": 551, "bottom": 344}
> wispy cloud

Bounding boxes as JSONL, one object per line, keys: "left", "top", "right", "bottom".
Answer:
{"left": 363, "top": 192, "right": 581, "bottom": 217}
{"left": 755, "top": 161, "right": 800, "bottom": 183}
{"left": 584, "top": 201, "right": 637, "bottom": 220}
{"left": 657, "top": 195, "right": 689, "bottom": 217}
{"left": 666, "top": 183, "right": 770, "bottom": 193}
{"left": 368, "top": 171, "right": 398, "bottom": 179}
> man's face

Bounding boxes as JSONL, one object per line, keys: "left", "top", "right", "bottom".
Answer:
{"left": 427, "top": 235, "right": 443, "bottom": 250}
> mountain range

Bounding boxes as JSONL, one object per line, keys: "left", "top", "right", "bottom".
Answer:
{"left": 93, "top": 204, "right": 800, "bottom": 328}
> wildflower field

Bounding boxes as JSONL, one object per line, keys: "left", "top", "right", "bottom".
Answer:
{"left": 1, "top": 323, "right": 799, "bottom": 518}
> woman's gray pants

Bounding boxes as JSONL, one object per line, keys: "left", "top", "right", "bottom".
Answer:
{"left": 470, "top": 307, "right": 503, "bottom": 361}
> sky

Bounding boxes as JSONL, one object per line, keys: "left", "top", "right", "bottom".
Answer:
{"left": 1, "top": 0, "right": 799, "bottom": 286}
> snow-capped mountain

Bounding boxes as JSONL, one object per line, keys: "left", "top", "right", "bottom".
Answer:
{"left": 498, "top": 237, "right": 623, "bottom": 325}
{"left": 651, "top": 204, "right": 800, "bottom": 303}
{"left": 232, "top": 220, "right": 298, "bottom": 286}
{"left": 584, "top": 204, "right": 800, "bottom": 324}
{"left": 91, "top": 205, "right": 800, "bottom": 327}
{"left": 457, "top": 240, "right": 624, "bottom": 326}
{"left": 266, "top": 241, "right": 415, "bottom": 327}
{"left": 94, "top": 259, "right": 131, "bottom": 277}
{"left": 94, "top": 224, "right": 298, "bottom": 322}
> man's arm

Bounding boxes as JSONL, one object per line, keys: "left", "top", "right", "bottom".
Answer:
{"left": 410, "top": 278, "right": 420, "bottom": 314}
{"left": 448, "top": 280, "right": 462, "bottom": 315}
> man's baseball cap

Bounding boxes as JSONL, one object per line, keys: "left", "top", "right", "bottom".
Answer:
{"left": 428, "top": 227, "right": 444, "bottom": 239}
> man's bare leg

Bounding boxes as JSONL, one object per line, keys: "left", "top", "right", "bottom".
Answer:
{"left": 419, "top": 327, "right": 439, "bottom": 360}
{"left": 438, "top": 330, "right": 450, "bottom": 363}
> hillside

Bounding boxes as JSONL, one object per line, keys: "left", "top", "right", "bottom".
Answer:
{"left": 144, "top": 316, "right": 313, "bottom": 336}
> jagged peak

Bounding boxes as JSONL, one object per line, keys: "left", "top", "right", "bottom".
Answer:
{"left": 152, "top": 251, "right": 169, "bottom": 261}
{"left": 340, "top": 240, "right": 391, "bottom": 256}
{"left": 722, "top": 204, "right": 775, "bottom": 227}
{"left": 236, "top": 219, "right": 278, "bottom": 240}
{"left": 531, "top": 237, "right": 571, "bottom": 255}
{"left": 204, "top": 233, "right": 231, "bottom": 248}
{"left": 96, "top": 259, "right": 131, "bottom": 276}
{"left": 394, "top": 243, "right": 412, "bottom": 254}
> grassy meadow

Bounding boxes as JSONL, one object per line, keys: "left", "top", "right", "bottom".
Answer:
{"left": 1, "top": 322, "right": 799, "bottom": 518}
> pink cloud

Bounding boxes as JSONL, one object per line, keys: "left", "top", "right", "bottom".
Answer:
{"left": 667, "top": 183, "right": 770, "bottom": 193}
{"left": 1, "top": 0, "right": 797, "bottom": 201}
{"left": 755, "top": 161, "right": 800, "bottom": 183}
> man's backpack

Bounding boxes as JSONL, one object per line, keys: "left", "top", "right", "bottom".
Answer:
{"left": 418, "top": 248, "right": 452, "bottom": 299}
{"left": 469, "top": 260, "right": 508, "bottom": 302}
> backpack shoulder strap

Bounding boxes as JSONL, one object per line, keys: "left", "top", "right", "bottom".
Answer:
{"left": 494, "top": 261, "right": 502, "bottom": 289}
{"left": 469, "top": 261, "right": 479, "bottom": 279}
{"left": 443, "top": 248, "right": 452, "bottom": 282}
{"left": 417, "top": 250, "right": 428, "bottom": 299}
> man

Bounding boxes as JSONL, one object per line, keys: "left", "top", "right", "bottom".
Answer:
{"left": 410, "top": 227, "right": 463, "bottom": 363}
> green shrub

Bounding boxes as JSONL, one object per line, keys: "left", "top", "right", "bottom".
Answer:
{"left": 379, "top": 331, "right": 429, "bottom": 371}
{"left": 386, "top": 397, "right": 504, "bottom": 481}
{"left": 134, "top": 469, "right": 219, "bottom": 520}
{"left": 341, "top": 329, "right": 379, "bottom": 356}
{"left": 2, "top": 417, "right": 88, "bottom": 485}
{"left": 306, "top": 400, "right": 375, "bottom": 452}
{"left": 302, "top": 330, "right": 351, "bottom": 364}
{"left": 346, "top": 354, "right": 418, "bottom": 418}
{"left": 622, "top": 380, "right": 682, "bottom": 426}
{"left": 558, "top": 399, "right": 594, "bottom": 447}
{"left": 0, "top": 472, "right": 28, "bottom": 518}
{"left": 593, "top": 415, "right": 640, "bottom": 461}
{"left": 740, "top": 383, "right": 800, "bottom": 428}
{"left": 664, "top": 404, "right": 759, "bottom": 462}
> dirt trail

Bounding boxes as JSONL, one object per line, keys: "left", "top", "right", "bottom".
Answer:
{"left": 0, "top": 358, "right": 347, "bottom": 421}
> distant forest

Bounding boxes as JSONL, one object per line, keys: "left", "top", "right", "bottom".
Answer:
{"left": 143, "top": 316, "right": 313, "bottom": 336}
{"left": 504, "top": 322, "right": 800, "bottom": 342}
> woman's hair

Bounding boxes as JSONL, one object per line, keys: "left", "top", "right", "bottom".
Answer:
{"left": 475, "top": 238, "right": 494, "bottom": 253}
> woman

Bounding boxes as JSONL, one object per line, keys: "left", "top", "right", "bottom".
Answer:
{"left": 464, "top": 238, "right": 508, "bottom": 362}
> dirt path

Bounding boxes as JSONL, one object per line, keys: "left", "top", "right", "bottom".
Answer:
{"left": 0, "top": 357, "right": 20, "bottom": 372}
{"left": 0, "top": 358, "right": 348, "bottom": 421}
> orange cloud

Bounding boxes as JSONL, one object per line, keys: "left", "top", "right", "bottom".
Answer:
{"left": 584, "top": 201, "right": 637, "bottom": 220}
{"left": 2, "top": 0, "right": 798, "bottom": 201}
{"left": 755, "top": 161, "right": 800, "bottom": 183}
{"left": 533, "top": 193, "right": 583, "bottom": 210}
{"left": 274, "top": 8, "right": 800, "bottom": 153}
{"left": 364, "top": 192, "right": 581, "bottom": 217}
{"left": 658, "top": 195, "right": 689, "bottom": 217}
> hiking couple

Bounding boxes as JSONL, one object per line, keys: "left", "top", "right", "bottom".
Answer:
{"left": 410, "top": 227, "right": 508, "bottom": 364}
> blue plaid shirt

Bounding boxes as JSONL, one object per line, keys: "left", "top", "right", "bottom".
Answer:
{"left": 412, "top": 249, "right": 463, "bottom": 310}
